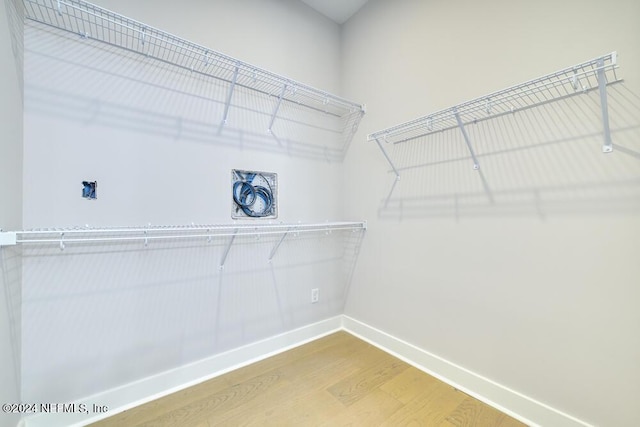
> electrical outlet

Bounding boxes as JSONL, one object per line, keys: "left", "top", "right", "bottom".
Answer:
{"left": 311, "top": 288, "right": 319, "bottom": 304}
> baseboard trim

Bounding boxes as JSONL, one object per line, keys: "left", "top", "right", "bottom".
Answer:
{"left": 341, "top": 315, "right": 593, "bottom": 427}
{"left": 22, "top": 316, "right": 343, "bottom": 427}
{"left": 22, "top": 315, "right": 593, "bottom": 427}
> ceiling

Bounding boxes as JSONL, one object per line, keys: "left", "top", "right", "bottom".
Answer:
{"left": 299, "top": 0, "right": 370, "bottom": 24}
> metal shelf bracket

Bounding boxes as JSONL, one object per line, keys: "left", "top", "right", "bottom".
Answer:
{"left": 453, "top": 108, "right": 480, "bottom": 170}
{"left": 268, "top": 227, "right": 291, "bottom": 262}
{"left": 219, "top": 229, "right": 238, "bottom": 269}
{"left": 597, "top": 55, "right": 614, "bottom": 153}
{"left": 268, "top": 84, "right": 287, "bottom": 133}
{"left": 374, "top": 137, "right": 400, "bottom": 179}
{"left": 220, "top": 63, "right": 239, "bottom": 129}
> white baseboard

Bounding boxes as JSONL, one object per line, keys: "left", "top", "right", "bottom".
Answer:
{"left": 22, "top": 315, "right": 592, "bottom": 427}
{"left": 22, "top": 316, "right": 343, "bottom": 427}
{"left": 341, "top": 315, "right": 593, "bottom": 427}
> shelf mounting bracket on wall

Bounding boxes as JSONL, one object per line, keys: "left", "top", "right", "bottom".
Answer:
{"left": 597, "top": 55, "right": 614, "bottom": 153}
{"left": 268, "top": 84, "right": 287, "bottom": 133}
{"left": 374, "top": 137, "right": 400, "bottom": 179}
{"left": 219, "top": 63, "right": 239, "bottom": 131}
{"left": 219, "top": 229, "right": 238, "bottom": 269}
{"left": 453, "top": 108, "right": 480, "bottom": 170}
{"left": 268, "top": 227, "right": 291, "bottom": 262}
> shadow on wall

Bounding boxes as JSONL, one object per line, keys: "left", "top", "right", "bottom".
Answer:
{"left": 0, "top": 246, "right": 21, "bottom": 398}
{"left": 376, "top": 84, "right": 640, "bottom": 220}
{"left": 3, "top": 0, "right": 23, "bottom": 89}
{"left": 24, "top": 22, "right": 363, "bottom": 163}
{"left": 20, "top": 228, "right": 365, "bottom": 403}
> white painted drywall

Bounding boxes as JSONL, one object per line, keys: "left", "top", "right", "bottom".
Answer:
{"left": 0, "top": 0, "right": 23, "bottom": 229}
{"left": 21, "top": 0, "right": 363, "bottom": 405}
{"left": 342, "top": 0, "right": 640, "bottom": 426}
{"left": 0, "top": 0, "right": 23, "bottom": 425}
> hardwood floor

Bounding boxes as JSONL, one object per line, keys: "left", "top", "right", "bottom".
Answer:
{"left": 91, "top": 332, "right": 526, "bottom": 426}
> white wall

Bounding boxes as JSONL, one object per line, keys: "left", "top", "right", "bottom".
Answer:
{"left": 0, "top": 0, "right": 22, "bottom": 426}
{"left": 342, "top": 0, "right": 640, "bottom": 426}
{"left": 0, "top": 0, "right": 23, "bottom": 229}
{"left": 21, "top": 0, "right": 362, "bottom": 404}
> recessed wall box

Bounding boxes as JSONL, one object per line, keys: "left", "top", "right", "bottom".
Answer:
{"left": 231, "top": 170, "right": 277, "bottom": 219}
{"left": 82, "top": 181, "right": 97, "bottom": 200}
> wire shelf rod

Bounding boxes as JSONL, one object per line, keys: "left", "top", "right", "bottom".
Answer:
{"left": 384, "top": 81, "right": 622, "bottom": 146}
{"left": 368, "top": 52, "right": 620, "bottom": 142}
{"left": 23, "top": 0, "right": 364, "bottom": 118}
{"left": 0, "top": 222, "right": 367, "bottom": 247}
{"left": 15, "top": 221, "right": 365, "bottom": 235}
{"left": 375, "top": 73, "right": 617, "bottom": 141}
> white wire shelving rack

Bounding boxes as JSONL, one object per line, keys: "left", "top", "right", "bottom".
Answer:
{"left": 0, "top": 221, "right": 367, "bottom": 266}
{"left": 368, "top": 52, "right": 622, "bottom": 177}
{"left": 22, "top": 0, "right": 365, "bottom": 128}
{"left": 14, "top": 2, "right": 369, "bottom": 265}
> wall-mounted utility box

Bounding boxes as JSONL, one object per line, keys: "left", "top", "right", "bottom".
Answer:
{"left": 82, "top": 181, "right": 97, "bottom": 200}
{"left": 231, "top": 170, "right": 277, "bottom": 219}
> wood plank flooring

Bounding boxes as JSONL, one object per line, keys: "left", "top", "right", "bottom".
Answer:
{"left": 91, "top": 332, "right": 526, "bottom": 426}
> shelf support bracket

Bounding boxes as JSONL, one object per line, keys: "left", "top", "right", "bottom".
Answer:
{"left": 219, "top": 229, "right": 238, "bottom": 269}
{"left": 373, "top": 137, "right": 400, "bottom": 179}
{"left": 268, "top": 227, "right": 291, "bottom": 262}
{"left": 220, "top": 64, "right": 239, "bottom": 129}
{"left": 453, "top": 108, "right": 480, "bottom": 170}
{"left": 268, "top": 84, "right": 287, "bottom": 133}
{"left": 596, "top": 58, "right": 613, "bottom": 153}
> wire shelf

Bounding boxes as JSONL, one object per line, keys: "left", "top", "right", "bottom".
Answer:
{"left": 0, "top": 221, "right": 367, "bottom": 247}
{"left": 368, "top": 52, "right": 622, "bottom": 178}
{"left": 23, "top": 0, "right": 365, "bottom": 120}
{"left": 369, "top": 52, "right": 621, "bottom": 145}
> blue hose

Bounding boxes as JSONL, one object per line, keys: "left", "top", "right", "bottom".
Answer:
{"left": 233, "top": 173, "right": 274, "bottom": 217}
